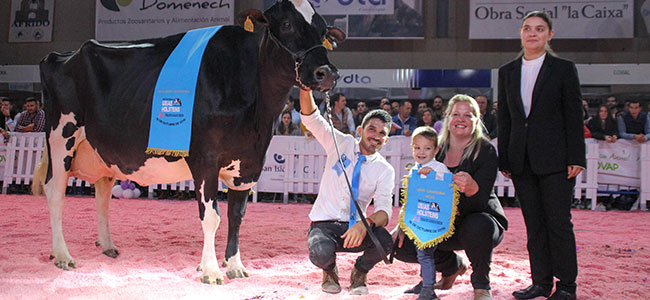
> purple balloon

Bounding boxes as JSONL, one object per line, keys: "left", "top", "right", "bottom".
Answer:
{"left": 120, "top": 180, "right": 129, "bottom": 190}
{"left": 128, "top": 182, "right": 136, "bottom": 190}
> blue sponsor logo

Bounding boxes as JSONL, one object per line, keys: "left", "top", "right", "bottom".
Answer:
{"left": 273, "top": 153, "right": 285, "bottom": 164}
{"left": 310, "top": 0, "right": 328, "bottom": 9}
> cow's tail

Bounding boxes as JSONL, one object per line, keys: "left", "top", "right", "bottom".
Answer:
{"left": 32, "top": 144, "right": 49, "bottom": 196}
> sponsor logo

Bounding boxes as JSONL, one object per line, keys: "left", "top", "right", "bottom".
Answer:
{"left": 342, "top": 74, "right": 371, "bottom": 84}
{"left": 13, "top": 0, "right": 50, "bottom": 27}
{"left": 140, "top": 0, "right": 231, "bottom": 11}
{"left": 273, "top": 153, "right": 285, "bottom": 164}
{"left": 311, "top": 0, "right": 328, "bottom": 9}
{"left": 100, "top": 0, "right": 133, "bottom": 12}
{"left": 311, "top": 0, "right": 387, "bottom": 8}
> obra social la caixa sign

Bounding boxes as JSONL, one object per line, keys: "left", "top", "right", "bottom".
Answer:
{"left": 468, "top": 0, "right": 634, "bottom": 39}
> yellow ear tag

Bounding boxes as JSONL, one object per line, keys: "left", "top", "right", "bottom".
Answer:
{"left": 322, "top": 38, "right": 333, "bottom": 50}
{"left": 244, "top": 16, "right": 254, "bottom": 32}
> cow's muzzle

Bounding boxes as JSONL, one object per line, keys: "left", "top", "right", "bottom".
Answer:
{"left": 313, "top": 65, "right": 338, "bottom": 92}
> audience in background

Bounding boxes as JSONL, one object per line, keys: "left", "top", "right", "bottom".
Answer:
{"left": 582, "top": 99, "right": 592, "bottom": 125}
{"left": 417, "top": 101, "right": 429, "bottom": 114}
{"left": 381, "top": 102, "right": 392, "bottom": 114}
{"left": 0, "top": 97, "right": 17, "bottom": 140}
{"left": 380, "top": 97, "right": 390, "bottom": 109}
{"left": 416, "top": 107, "right": 435, "bottom": 128}
{"left": 274, "top": 110, "right": 302, "bottom": 136}
{"left": 431, "top": 96, "right": 445, "bottom": 122}
{"left": 390, "top": 100, "right": 417, "bottom": 136}
{"left": 606, "top": 96, "right": 621, "bottom": 118}
{"left": 587, "top": 105, "right": 618, "bottom": 143}
{"left": 618, "top": 99, "right": 650, "bottom": 143}
{"left": 354, "top": 101, "right": 369, "bottom": 128}
{"left": 476, "top": 95, "right": 497, "bottom": 140}
{"left": 323, "top": 93, "right": 355, "bottom": 136}
{"left": 15, "top": 97, "right": 46, "bottom": 133}
{"left": 390, "top": 101, "right": 400, "bottom": 116}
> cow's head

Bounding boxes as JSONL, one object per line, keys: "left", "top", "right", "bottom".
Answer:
{"left": 241, "top": 0, "right": 345, "bottom": 92}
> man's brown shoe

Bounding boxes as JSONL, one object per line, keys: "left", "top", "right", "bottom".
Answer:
{"left": 434, "top": 259, "right": 468, "bottom": 290}
{"left": 349, "top": 267, "right": 368, "bottom": 295}
{"left": 321, "top": 266, "right": 341, "bottom": 294}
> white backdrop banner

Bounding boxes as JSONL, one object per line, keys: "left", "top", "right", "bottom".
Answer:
{"left": 0, "top": 65, "right": 40, "bottom": 83}
{"left": 469, "top": 0, "right": 634, "bottom": 39}
{"left": 594, "top": 139, "right": 641, "bottom": 187}
{"left": 95, "top": 0, "right": 234, "bottom": 41}
{"left": 9, "top": 0, "right": 54, "bottom": 43}
{"left": 309, "top": 0, "right": 394, "bottom": 15}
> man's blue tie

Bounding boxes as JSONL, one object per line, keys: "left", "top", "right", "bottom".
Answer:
{"left": 349, "top": 153, "right": 366, "bottom": 228}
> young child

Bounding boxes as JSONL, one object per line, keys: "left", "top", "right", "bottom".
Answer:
{"left": 409, "top": 126, "right": 449, "bottom": 300}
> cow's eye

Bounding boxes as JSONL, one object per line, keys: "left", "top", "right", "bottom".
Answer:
{"left": 281, "top": 21, "right": 292, "bottom": 31}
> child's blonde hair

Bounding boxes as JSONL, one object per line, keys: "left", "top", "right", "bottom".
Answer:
{"left": 411, "top": 126, "right": 439, "bottom": 148}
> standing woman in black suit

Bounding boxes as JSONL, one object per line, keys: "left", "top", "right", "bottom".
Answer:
{"left": 497, "top": 11, "right": 585, "bottom": 300}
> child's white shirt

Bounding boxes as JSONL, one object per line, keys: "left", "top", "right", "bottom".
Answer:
{"left": 416, "top": 159, "right": 450, "bottom": 175}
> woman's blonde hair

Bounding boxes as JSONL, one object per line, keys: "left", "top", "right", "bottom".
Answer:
{"left": 438, "top": 94, "right": 488, "bottom": 163}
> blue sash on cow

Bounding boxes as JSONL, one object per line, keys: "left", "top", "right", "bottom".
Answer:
{"left": 398, "top": 167, "right": 459, "bottom": 250}
{"left": 146, "top": 25, "right": 223, "bottom": 157}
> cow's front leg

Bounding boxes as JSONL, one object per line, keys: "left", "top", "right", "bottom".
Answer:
{"left": 222, "top": 189, "right": 250, "bottom": 279}
{"left": 194, "top": 179, "right": 224, "bottom": 285}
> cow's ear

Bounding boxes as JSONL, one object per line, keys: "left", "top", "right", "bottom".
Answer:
{"left": 327, "top": 26, "right": 346, "bottom": 44}
{"left": 237, "top": 9, "right": 269, "bottom": 33}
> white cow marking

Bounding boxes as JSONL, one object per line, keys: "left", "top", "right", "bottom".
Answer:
{"left": 291, "top": 0, "right": 315, "bottom": 24}
{"left": 219, "top": 159, "right": 256, "bottom": 191}
{"left": 198, "top": 180, "right": 225, "bottom": 284}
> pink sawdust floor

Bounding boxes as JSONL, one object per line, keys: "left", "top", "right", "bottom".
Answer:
{"left": 0, "top": 194, "right": 648, "bottom": 300}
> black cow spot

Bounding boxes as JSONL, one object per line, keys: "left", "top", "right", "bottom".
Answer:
{"left": 63, "top": 156, "right": 73, "bottom": 171}
{"left": 65, "top": 137, "right": 76, "bottom": 151}
{"left": 61, "top": 122, "right": 77, "bottom": 139}
{"left": 198, "top": 201, "right": 205, "bottom": 220}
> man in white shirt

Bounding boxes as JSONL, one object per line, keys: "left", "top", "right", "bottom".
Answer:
{"left": 300, "top": 89, "right": 395, "bottom": 295}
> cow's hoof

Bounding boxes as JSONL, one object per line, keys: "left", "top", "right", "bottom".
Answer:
{"left": 200, "top": 275, "right": 224, "bottom": 285}
{"left": 102, "top": 249, "right": 119, "bottom": 258}
{"left": 226, "top": 269, "right": 249, "bottom": 279}
{"left": 50, "top": 255, "right": 76, "bottom": 270}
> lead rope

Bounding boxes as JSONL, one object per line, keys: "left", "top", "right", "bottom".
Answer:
{"left": 323, "top": 92, "right": 391, "bottom": 265}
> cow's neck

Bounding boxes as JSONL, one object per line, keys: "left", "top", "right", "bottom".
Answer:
{"left": 258, "top": 30, "right": 297, "bottom": 122}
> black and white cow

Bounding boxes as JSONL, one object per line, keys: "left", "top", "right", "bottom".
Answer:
{"left": 32, "top": 0, "right": 344, "bottom": 284}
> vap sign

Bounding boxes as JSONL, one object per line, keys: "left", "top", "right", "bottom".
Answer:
{"left": 309, "top": 0, "right": 394, "bottom": 15}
